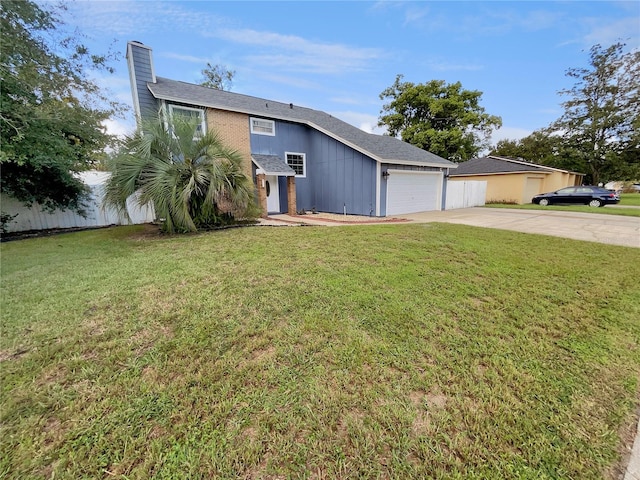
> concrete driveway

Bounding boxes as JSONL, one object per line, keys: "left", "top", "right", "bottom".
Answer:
{"left": 396, "top": 207, "right": 640, "bottom": 248}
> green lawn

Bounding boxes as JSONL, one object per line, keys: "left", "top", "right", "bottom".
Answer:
{"left": 620, "top": 193, "right": 640, "bottom": 206}
{"left": 485, "top": 200, "right": 640, "bottom": 217}
{"left": 1, "top": 224, "right": 639, "bottom": 479}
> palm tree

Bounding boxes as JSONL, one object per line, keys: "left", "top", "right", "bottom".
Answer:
{"left": 104, "top": 114, "right": 257, "bottom": 233}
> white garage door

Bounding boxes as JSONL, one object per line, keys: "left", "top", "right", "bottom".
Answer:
{"left": 386, "top": 170, "right": 443, "bottom": 215}
{"left": 523, "top": 177, "right": 544, "bottom": 204}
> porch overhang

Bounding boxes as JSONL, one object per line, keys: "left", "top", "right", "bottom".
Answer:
{"left": 251, "top": 154, "right": 296, "bottom": 177}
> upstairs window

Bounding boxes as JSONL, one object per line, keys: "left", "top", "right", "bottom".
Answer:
{"left": 286, "top": 152, "right": 306, "bottom": 177}
{"left": 250, "top": 117, "right": 275, "bottom": 136}
{"left": 169, "top": 104, "right": 206, "bottom": 136}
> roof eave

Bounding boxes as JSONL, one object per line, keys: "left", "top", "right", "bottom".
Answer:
{"left": 256, "top": 170, "right": 296, "bottom": 177}
{"left": 488, "top": 155, "right": 585, "bottom": 175}
{"left": 308, "top": 122, "right": 455, "bottom": 168}
{"left": 450, "top": 170, "right": 551, "bottom": 177}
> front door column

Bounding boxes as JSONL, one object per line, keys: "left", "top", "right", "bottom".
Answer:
{"left": 287, "top": 176, "right": 297, "bottom": 215}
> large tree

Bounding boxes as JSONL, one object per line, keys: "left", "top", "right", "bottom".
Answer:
{"left": 549, "top": 42, "right": 640, "bottom": 184}
{"left": 0, "top": 0, "right": 122, "bottom": 213}
{"left": 491, "top": 131, "right": 555, "bottom": 164}
{"left": 104, "top": 115, "right": 257, "bottom": 233}
{"left": 378, "top": 75, "right": 502, "bottom": 161}
{"left": 491, "top": 130, "right": 585, "bottom": 174}
{"left": 200, "top": 63, "right": 235, "bottom": 91}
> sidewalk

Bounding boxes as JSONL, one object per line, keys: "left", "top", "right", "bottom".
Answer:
{"left": 626, "top": 419, "right": 640, "bottom": 480}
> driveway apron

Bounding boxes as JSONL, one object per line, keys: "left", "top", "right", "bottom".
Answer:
{"left": 396, "top": 208, "right": 640, "bottom": 248}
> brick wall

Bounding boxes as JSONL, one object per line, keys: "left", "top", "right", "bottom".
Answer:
{"left": 206, "top": 109, "right": 252, "bottom": 177}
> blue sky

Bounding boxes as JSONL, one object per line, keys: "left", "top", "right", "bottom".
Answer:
{"left": 60, "top": 1, "right": 639, "bottom": 147}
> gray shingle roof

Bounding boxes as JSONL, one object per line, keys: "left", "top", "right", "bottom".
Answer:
{"left": 251, "top": 155, "right": 295, "bottom": 176}
{"left": 147, "top": 77, "right": 455, "bottom": 169}
{"left": 450, "top": 156, "right": 549, "bottom": 176}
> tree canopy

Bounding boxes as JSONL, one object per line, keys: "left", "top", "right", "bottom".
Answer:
{"left": 492, "top": 132, "right": 556, "bottom": 164}
{"left": 491, "top": 131, "right": 585, "bottom": 174}
{"left": 104, "top": 115, "right": 257, "bottom": 233}
{"left": 378, "top": 75, "right": 502, "bottom": 162}
{"left": 200, "top": 63, "right": 235, "bottom": 91}
{"left": 495, "top": 43, "right": 639, "bottom": 184}
{"left": 0, "top": 0, "right": 122, "bottom": 213}
{"left": 549, "top": 43, "right": 639, "bottom": 184}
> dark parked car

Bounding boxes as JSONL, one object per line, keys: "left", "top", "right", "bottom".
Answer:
{"left": 532, "top": 186, "right": 620, "bottom": 207}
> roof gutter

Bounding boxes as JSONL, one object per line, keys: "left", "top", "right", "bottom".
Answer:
{"left": 450, "top": 170, "right": 550, "bottom": 177}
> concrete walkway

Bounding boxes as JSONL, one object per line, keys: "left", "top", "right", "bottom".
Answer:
{"left": 397, "top": 207, "right": 640, "bottom": 248}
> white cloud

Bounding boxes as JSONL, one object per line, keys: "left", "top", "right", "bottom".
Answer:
{"left": 582, "top": 17, "right": 640, "bottom": 46}
{"left": 329, "top": 94, "right": 383, "bottom": 109}
{"left": 85, "top": 72, "right": 134, "bottom": 114}
{"left": 90, "top": 73, "right": 130, "bottom": 91}
{"left": 403, "top": 6, "right": 430, "bottom": 26}
{"left": 65, "top": 1, "right": 227, "bottom": 37}
{"left": 103, "top": 117, "right": 135, "bottom": 138}
{"left": 503, "top": 9, "right": 565, "bottom": 32}
{"left": 331, "top": 111, "right": 387, "bottom": 135}
{"left": 371, "top": 1, "right": 405, "bottom": 10}
{"left": 489, "top": 126, "right": 533, "bottom": 147}
{"left": 212, "top": 28, "right": 383, "bottom": 74}
{"left": 240, "top": 69, "right": 322, "bottom": 93}
{"left": 161, "top": 53, "right": 211, "bottom": 64}
{"left": 396, "top": 4, "right": 566, "bottom": 38}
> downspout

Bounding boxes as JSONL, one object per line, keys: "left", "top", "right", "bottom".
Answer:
{"left": 442, "top": 168, "right": 449, "bottom": 210}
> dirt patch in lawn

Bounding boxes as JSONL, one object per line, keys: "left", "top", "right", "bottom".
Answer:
{"left": 268, "top": 212, "right": 410, "bottom": 225}
{"left": 1, "top": 225, "right": 115, "bottom": 242}
{"left": 0, "top": 347, "right": 30, "bottom": 362}
{"left": 307, "top": 212, "right": 409, "bottom": 223}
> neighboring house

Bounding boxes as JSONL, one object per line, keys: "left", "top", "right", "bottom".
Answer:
{"left": 126, "top": 41, "right": 456, "bottom": 217}
{"left": 449, "top": 155, "right": 584, "bottom": 204}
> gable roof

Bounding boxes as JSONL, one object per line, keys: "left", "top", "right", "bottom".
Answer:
{"left": 147, "top": 77, "right": 456, "bottom": 169}
{"left": 450, "top": 155, "right": 583, "bottom": 176}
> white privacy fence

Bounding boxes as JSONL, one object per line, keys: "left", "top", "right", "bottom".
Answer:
{"left": 445, "top": 180, "right": 487, "bottom": 210}
{"left": 2, "top": 171, "right": 155, "bottom": 233}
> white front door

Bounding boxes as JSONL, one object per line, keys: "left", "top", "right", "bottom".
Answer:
{"left": 265, "top": 175, "right": 280, "bottom": 213}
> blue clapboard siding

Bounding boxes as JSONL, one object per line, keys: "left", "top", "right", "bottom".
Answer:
{"left": 128, "top": 44, "right": 158, "bottom": 118}
{"left": 250, "top": 120, "right": 377, "bottom": 215}
{"left": 309, "top": 132, "right": 376, "bottom": 216}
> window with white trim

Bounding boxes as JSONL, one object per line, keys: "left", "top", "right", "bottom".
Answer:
{"left": 286, "top": 152, "right": 306, "bottom": 177}
{"left": 169, "top": 104, "right": 206, "bottom": 136}
{"left": 250, "top": 117, "right": 275, "bottom": 136}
